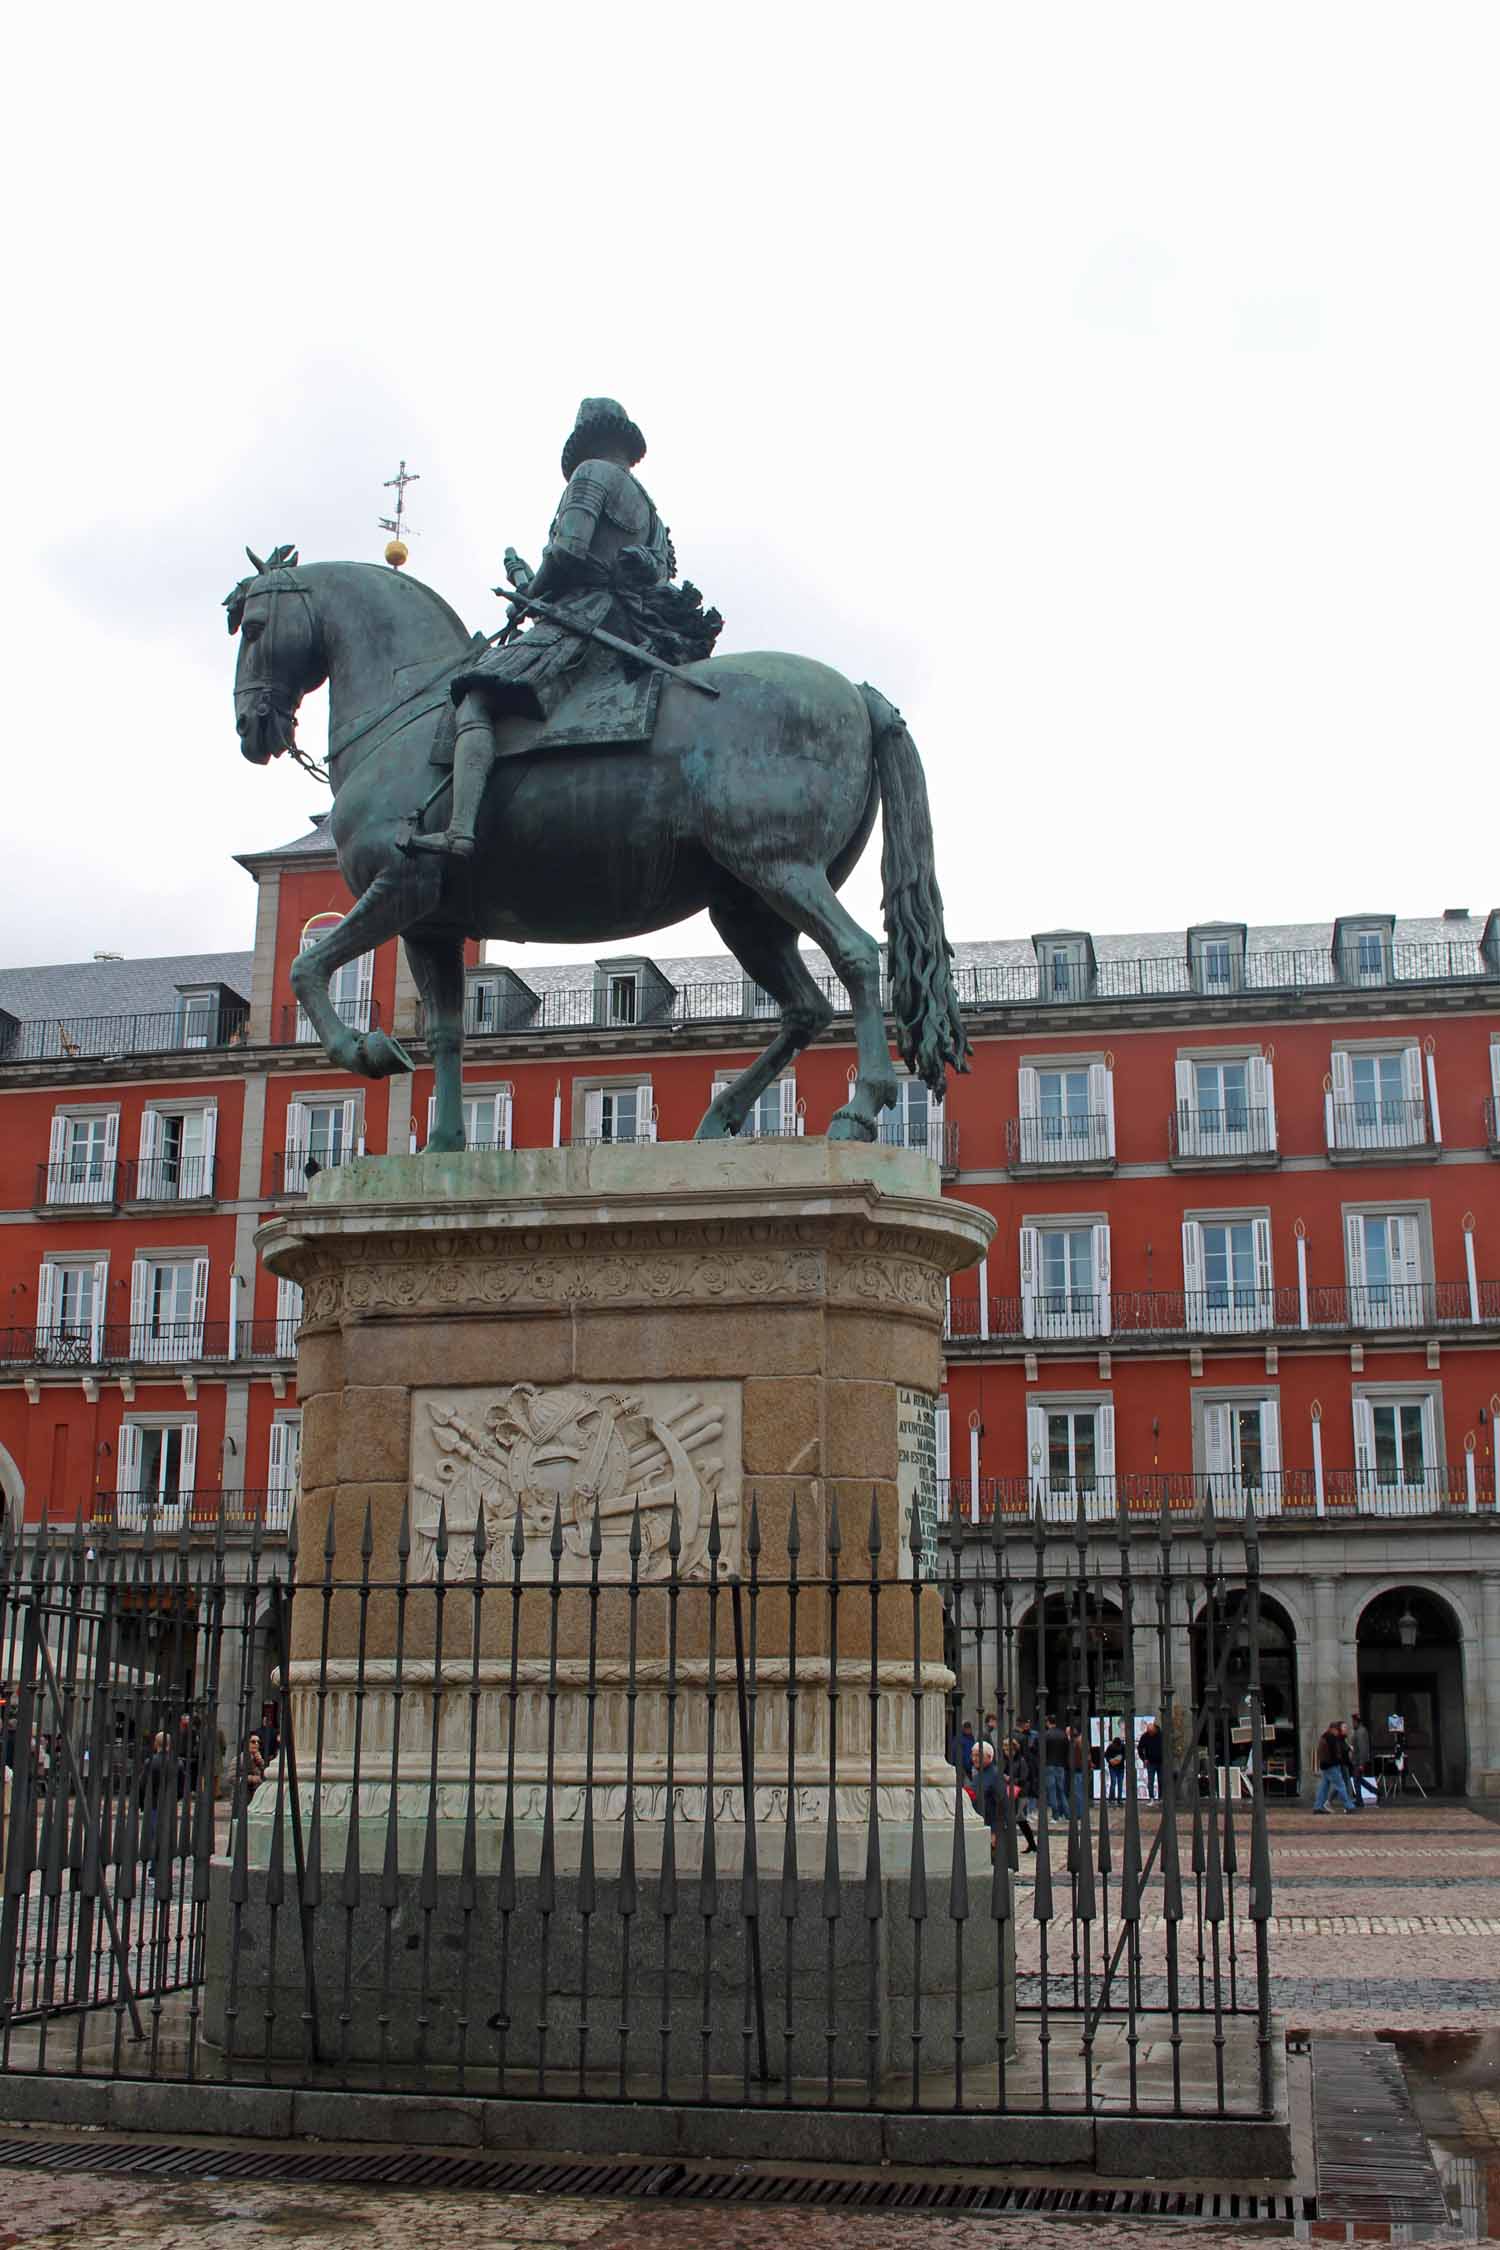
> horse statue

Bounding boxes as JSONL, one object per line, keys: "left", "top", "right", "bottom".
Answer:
{"left": 226, "top": 547, "right": 969, "bottom": 1149}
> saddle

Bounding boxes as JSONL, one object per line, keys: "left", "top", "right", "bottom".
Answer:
{"left": 426, "top": 651, "right": 664, "bottom": 767}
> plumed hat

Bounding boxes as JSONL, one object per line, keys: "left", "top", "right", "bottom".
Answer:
{"left": 561, "top": 397, "right": 647, "bottom": 480}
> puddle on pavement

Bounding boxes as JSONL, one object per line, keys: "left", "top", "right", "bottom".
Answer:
{"left": 1388, "top": 2031, "right": 1500, "bottom": 2241}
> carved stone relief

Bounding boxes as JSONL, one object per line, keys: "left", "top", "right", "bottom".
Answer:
{"left": 410, "top": 1379, "right": 741, "bottom": 1581}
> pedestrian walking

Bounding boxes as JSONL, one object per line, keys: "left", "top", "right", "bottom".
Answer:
{"left": 1001, "top": 1737, "right": 1038, "bottom": 1853}
{"left": 1348, "top": 1710, "right": 1373, "bottom": 1809}
{"left": 1043, "top": 1714, "right": 1069, "bottom": 1820}
{"left": 1137, "top": 1718, "right": 1164, "bottom": 1802}
{"left": 1105, "top": 1731, "right": 1127, "bottom": 1802}
{"left": 1313, "top": 1720, "right": 1354, "bottom": 1812}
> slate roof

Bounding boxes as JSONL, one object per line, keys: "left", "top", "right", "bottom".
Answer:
{"left": 0, "top": 951, "right": 253, "bottom": 1026}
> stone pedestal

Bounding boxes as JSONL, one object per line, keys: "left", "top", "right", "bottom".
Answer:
{"left": 205, "top": 1141, "right": 1001, "bottom": 2079}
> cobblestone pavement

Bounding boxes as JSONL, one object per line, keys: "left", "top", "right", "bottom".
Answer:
{"left": 0, "top": 1805, "right": 1495, "bottom": 2245}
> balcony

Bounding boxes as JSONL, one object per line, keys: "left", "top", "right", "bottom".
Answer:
{"left": 0, "top": 1318, "right": 299, "bottom": 1373}
{"left": 35, "top": 1160, "right": 122, "bottom": 1211}
{"left": 0, "top": 1004, "right": 250, "bottom": 1067}
{"left": 279, "top": 998, "right": 381, "bottom": 1045}
{"left": 125, "top": 1154, "right": 217, "bottom": 1204}
{"left": 942, "top": 1277, "right": 1499, "bottom": 1347}
{"left": 269, "top": 1144, "right": 362, "bottom": 1195}
{"left": 81, "top": 1487, "right": 295, "bottom": 1536}
{"left": 1005, "top": 1114, "right": 1113, "bottom": 1173}
{"left": 878, "top": 1118, "right": 959, "bottom": 1172}
{"left": 1169, "top": 1105, "right": 1278, "bottom": 1167}
{"left": 935, "top": 1464, "right": 1496, "bottom": 1528}
{"left": 1327, "top": 1098, "right": 1431, "bottom": 1158}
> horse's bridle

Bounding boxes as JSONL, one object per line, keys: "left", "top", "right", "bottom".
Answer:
{"left": 240, "top": 566, "right": 333, "bottom": 780}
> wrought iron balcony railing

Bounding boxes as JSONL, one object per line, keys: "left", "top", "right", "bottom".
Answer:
{"left": 0, "top": 1004, "right": 251, "bottom": 1066}
{"left": 270, "top": 1143, "right": 363, "bottom": 1195}
{"left": 0, "top": 1318, "right": 301, "bottom": 1370}
{"left": 81, "top": 1487, "right": 294, "bottom": 1534}
{"left": 877, "top": 1118, "right": 959, "bottom": 1169}
{"left": 936, "top": 1463, "right": 1496, "bottom": 1525}
{"left": 1327, "top": 1097, "right": 1430, "bottom": 1153}
{"left": 125, "top": 1154, "right": 217, "bottom": 1203}
{"left": 279, "top": 998, "right": 381, "bottom": 1045}
{"left": 1169, "top": 1106, "right": 1277, "bottom": 1161}
{"left": 942, "top": 1276, "right": 1500, "bottom": 1343}
{"left": 1005, "top": 1114, "right": 1113, "bottom": 1168}
{"left": 34, "top": 1160, "right": 122, "bottom": 1210}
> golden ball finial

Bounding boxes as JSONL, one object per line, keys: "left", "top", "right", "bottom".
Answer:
{"left": 384, "top": 538, "right": 409, "bottom": 570}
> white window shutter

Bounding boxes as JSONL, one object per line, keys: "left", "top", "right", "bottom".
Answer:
{"left": 1252, "top": 1216, "right": 1274, "bottom": 1310}
{"left": 1203, "top": 1402, "right": 1231, "bottom": 1485}
{"left": 637, "top": 1084, "right": 656, "bottom": 1143}
{"left": 201, "top": 1105, "right": 217, "bottom": 1176}
{"left": 1259, "top": 1399, "right": 1281, "bottom": 1496}
{"left": 1492, "top": 1044, "right": 1500, "bottom": 1108}
{"left": 780, "top": 1076, "right": 799, "bottom": 1138}
{"left": 498, "top": 1091, "right": 514, "bottom": 1149}
{"left": 117, "top": 1422, "right": 142, "bottom": 1502}
{"left": 1018, "top": 1066, "right": 1039, "bottom": 1120}
{"left": 129, "top": 1256, "right": 149, "bottom": 1350}
{"left": 356, "top": 950, "right": 375, "bottom": 1026}
{"left": 1027, "top": 1402, "right": 1048, "bottom": 1504}
{"left": 1419, "top": 1394, "right": 1437, "bottom": 1490}
{"left": 1401, "top": 1043, "right": 1423, "bottom": 1113}
{"left": 341, "top": 1097, "right": 359, "bottom": 1158}
{"left": 925, "top": 1085, "right": 943, "bottom": 1160}
{"left": 1395, "top": 1213, "right": 1423, "bottom": 1290}
{"left": 934, "top": 1397, "right": 950, "bottom": 1482}
{"left": 584, "top": 1089, "right": 604, "bottom": 1140}
{"left": 1344, "top": 1212, "right": 1367, "bottom": 1291}
{"left": 35, "top": 1260, "right": 56, "bottom": 1349}
{"left": 139, "top": 1108, "right": 160, "bottom": 1165}
{"left": 285, "top": 1102, "right": 307, "bottom": 1190}
{"left": 1351, "top": 1396, "right": 1375, "bottom": 1488}
{"left": 1330, "top": 1049, "right": 1353, "bottom": 1147}
{"left": 91, "top": 1258, "right": 108, "bottom": 1358}
{"left": 1092, "top": 1222, "right": 1111, "bottom": 1336}
{"left": 1262, "top": 1058, "right": 1277, "bottom": 1149}
{"left": 101, "top": 1109, "right": 119, "bottom": 1187}
{"left": 426, "top": 1092, "right": 438, "bottom": 1141}
{"left": 1174, "top": 1057, "right": 1196, "bottom": 1155}
{"left": 47, "top": 1111, "right": 67, "bottom": 1170}
{"left": 268, "top": 1418, "right": 289, "bottom": 1492}
{"left": 178, "top": 1420, "right": 198, "bottom": 1503}
{"left": 1247, "top": 1052, "right": 1275, "bottom": 1150}
{"left": 1088, "top": 1062, "right": 1114, "bottom": 1158}
{"left": 1019, "top": 1226, "right": 1040, "bottom": 1339}
{"left": 1096, "top": 1401, "right": 1116, "bottom": 1495}
{"left": 189, "top": 1256, "right": 209, "bottom": 1355}
{"left": 1182, "top": 1219, "right": 1204, "bottom": 1316}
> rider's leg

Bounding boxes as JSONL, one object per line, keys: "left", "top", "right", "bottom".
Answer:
{"left": 409, "top": 694, "right": 497, "bottom": 858}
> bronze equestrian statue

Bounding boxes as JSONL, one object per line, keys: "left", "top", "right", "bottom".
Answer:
{"left": 227, "top": 397, "right": 968, "bottom": 1151}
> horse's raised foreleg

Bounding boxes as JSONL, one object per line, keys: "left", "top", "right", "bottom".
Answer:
{"left": 288, "top": 869, "right": 428, "bottom": 1078}
{"left": 696, "top": 890, "right": 834, "bottom": 1138}
{"left": 740, "top": 867, "right": 898, "bottom": 1143}
{"left": 401, "top": 931, "right": 467, "bottom": 1151}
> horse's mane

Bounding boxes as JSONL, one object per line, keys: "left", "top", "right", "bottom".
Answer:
{"left": 321, "top": 560, "right": 473, "bottom": 650}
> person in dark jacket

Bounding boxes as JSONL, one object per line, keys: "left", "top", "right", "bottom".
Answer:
{"left": 1137, "top": 1719, "right": 1164, "bottom": 1801}
{"left": 1313, "top": 1721, "right": 1354, "bottom": 1812}
{"left": 1043, "top": 1716, "right": 1069, "bottom": 1819}
{"left": 1001, "top": 1737, "right": 1038, "bottom": 1852}
{"left": 1105, "top": 1732, "right": 1128, "bottom": 1802}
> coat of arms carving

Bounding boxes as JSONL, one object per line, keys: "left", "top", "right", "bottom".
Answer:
{"left": 409, "top": 1380, "right": 741, "bottom": 1580}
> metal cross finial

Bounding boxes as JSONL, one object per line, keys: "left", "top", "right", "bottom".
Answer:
{"left": 378, "top": 458, "right": 419, "bottom": 540}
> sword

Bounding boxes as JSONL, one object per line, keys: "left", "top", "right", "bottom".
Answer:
{"left": 494, "top": 577, "right": 720, "bottom": 699}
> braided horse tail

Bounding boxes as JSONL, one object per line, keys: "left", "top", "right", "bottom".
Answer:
{"left": 860, "top": 684, "right": 970, "bottom": 1097}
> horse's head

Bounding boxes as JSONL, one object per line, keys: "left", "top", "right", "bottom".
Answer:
{"left": 224, "top": 544, "right": 326, "bottom": 764}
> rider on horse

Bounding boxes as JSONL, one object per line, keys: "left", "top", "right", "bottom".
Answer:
{"left": 411, "top": 397, "right": 722, "bottom": 860}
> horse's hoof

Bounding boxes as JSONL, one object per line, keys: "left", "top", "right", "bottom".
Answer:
{"left": 357, "top": 1029, "right": 414, "bottom": 1079}
{"left": 828, "top": 1106, "right": 877, "bottom": 1143}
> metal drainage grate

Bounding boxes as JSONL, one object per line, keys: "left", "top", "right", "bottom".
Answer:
{"left": 0, "top": 2135, "right": 1313, "bottom": 2223}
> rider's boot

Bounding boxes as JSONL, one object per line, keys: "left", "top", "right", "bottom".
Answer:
{"left": 407, "top": 703, "right": 496, "bottom": 859}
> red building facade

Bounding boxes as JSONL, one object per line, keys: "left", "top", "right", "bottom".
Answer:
{"left": 1, "top": 820, "right": 1496, "bottom": 1788}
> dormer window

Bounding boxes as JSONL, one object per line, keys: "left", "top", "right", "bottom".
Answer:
{"left": 1188, "top": 924, "right": 1246, "bottom": 996}
{"left": 176, "top": 989, "right": 218, "bottom": 1049}
{"left": 607, "top": 972, "right": 638, "bottom": 1027}
{"left": 1033, "top": 932, "right": 1094, "bottom": 1003}
{"left": 1333, "top": 915, "right": 1394, "bottom": 988}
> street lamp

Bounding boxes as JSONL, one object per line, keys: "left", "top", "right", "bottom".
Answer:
{"left": 1397, "top": 1605, "right": 1419, "bottom": 1651}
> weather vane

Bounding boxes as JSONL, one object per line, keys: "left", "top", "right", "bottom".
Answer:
{"left": 379, "top": 459, "right": 419, "bottom": 569}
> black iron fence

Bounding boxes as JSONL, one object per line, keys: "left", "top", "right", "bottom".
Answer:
{"left": 0, "top": 1006, "right": 250, "bottom": 1067}
{"left": 0, "top": 1495, "right": 1277, "bottom": 2123}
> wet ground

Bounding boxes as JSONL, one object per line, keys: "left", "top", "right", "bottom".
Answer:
{"left": 0, "top": 1807, "right": 1496, "bottom": 2245}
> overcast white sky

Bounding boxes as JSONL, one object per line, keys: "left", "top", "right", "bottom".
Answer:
{"left": 4, "top": 8, "right": 1496, "bottom": 973}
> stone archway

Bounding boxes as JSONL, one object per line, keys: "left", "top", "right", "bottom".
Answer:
{"left": 1191, "top": 1591, "right": 1301, "bottom": 1795}
{"left": 1356, "top": 1584, "right": 1469, "bottom": 1795}
{"left": 0, "top": 1441, "right": 22, "bottom": 1540}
